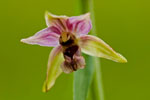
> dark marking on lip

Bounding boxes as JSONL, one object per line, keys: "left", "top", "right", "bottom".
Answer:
{"left": 63, "top": 45, "right": 79, "bottom": 71}
{"left": 64, "top": 45, "right": 79, "bottom": 59}
{"left": 60, "top": 39, "right": 74, "bottom": 46}
{"left": 59, "top": 33, "right": 85, "bottom": 73}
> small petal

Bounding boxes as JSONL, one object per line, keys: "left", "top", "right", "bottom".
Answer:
{"left": 43, "top": 46, "right": 64, "bottom": 92}
{"left": 79, "top": 35, "right": 127, "bottom": 63}
{"left": 45, "top": 11, "right": 68, "bottom": 32}
{"left": 67, "top": 13, "right": 92, "bottom": 36}
{"left": 21, "top": 27, "right": 60, "bottom": 47}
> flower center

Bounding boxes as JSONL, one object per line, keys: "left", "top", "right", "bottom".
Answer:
{"left": 59, "top": 32, "right": 77, "bottom": 47}
{"left": 59, "top": 33, "right": 85, "bottom": 73}
{"left": 59, "top": 32, "right": 78, "bottom": 59}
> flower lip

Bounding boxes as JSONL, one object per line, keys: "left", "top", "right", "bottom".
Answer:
{"left": 61, "top": 45, "right": 85, "bottom": 73}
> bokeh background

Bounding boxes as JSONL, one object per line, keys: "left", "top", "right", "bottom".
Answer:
{"left": 0, "top": 0, "right": 150, "bottom": 100}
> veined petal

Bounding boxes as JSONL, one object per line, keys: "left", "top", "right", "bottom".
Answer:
{"left": 67, "top": 13, "right": 92, "bottom": 36}
{"left": 45, "top": 11, "right": 68, "bottom": 32}
{"left": 79, "top": 35, "right": 127, "bottom": 63}
{"left": 43, "top": 46, "right": 64, "bottom": 92}
{"left": 21, "top": 27, "right": 60, "bottom": 47}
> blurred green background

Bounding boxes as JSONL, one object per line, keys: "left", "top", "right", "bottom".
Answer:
{"left": 0, "top": 0, "right": 150, "bottom": 100}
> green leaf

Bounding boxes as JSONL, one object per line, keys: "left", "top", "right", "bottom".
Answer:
{"left": 73, "top": 54, "right": 94, "bottom": 100}
{"left": 42, "top": 46, "right": 64, "bottom": 92}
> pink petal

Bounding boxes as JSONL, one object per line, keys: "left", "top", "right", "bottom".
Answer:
{"left": 21, "top": 27, "right": 60, "bottom": 47}
{"left": 67, "top": 13, "right": 92, "bottom": 36}
{"left": 45, "top": 11, "right": 68, "bottom": 32}
{"left": 45, "top": 11, "right": 92, "bottom": 36}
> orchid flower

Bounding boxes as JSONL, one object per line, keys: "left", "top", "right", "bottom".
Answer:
{"left": 21, "top": 11, "right": 127, "bottom": 92}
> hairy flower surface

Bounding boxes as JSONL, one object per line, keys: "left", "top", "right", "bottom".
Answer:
{"left": 21, "top": 11, "right": 127, "bottom": 92}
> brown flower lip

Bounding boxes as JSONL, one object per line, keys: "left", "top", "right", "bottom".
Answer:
{"left": 59, "top": 33, "right": 85, "bottom": 73}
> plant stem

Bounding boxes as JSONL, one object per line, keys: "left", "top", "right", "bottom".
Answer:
{"left": 92, "top": 59, "right": 105, "bottom": 100}
{"left": 74, "top": 0, "right": 105, "bottom": 100}
{"left": 80, "top": 0, "right": 105, "bottom": 100}
{"left": 74, "top": 1, "right": 95, "bottom": 100}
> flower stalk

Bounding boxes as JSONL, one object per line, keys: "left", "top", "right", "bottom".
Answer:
{"left": 79, "top": 0, "right": 104, "bottom": 100}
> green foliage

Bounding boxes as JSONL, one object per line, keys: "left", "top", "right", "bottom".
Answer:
{"left": 74, "top": 55, "right": 94, "bottom": 100}
{"left": 0, "top": 0, "right": 150, "bottom": 100}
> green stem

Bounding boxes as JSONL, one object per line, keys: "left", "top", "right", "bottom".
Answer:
{"left": 80, "top": 0, "right": 105, "bottom": 100}
{"left": 74, "top": 0, "right": 105, "bottom": 100}
{"left": 92, "top": 58, "right": 105, "bottom": 100}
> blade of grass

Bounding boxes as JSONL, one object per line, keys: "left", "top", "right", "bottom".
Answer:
{"left": 73, "top": 1, "right": 95, "bottom": 100}
{"left": 87, "top": 0, "right": 105, "bottom": 100}
{"left": 74, "top": 0, "right": 105, "bottom": 100}
{"left": 74, "top": 55, "right": 94, "bottom": 100}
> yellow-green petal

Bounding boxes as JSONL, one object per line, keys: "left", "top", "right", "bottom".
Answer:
{"left": 79, "top": 35, "right": 127, "bottom": 63}
{"left": 42, "top": 46, "right": 64, "bottom": 92}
